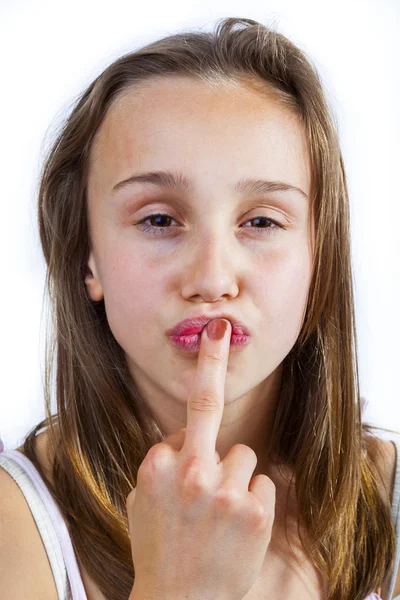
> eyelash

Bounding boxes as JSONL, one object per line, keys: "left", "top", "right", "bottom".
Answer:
{"left": 136, "top": 212, "right": 285, "bottom": 237}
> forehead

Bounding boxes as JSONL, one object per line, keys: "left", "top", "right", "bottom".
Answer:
{"left": 88, "top": 76, "right": 311, "bottom": 199}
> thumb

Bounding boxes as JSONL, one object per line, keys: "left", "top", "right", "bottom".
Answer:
{"left": 126, "top": 486, "right": 137, "bottom": 514}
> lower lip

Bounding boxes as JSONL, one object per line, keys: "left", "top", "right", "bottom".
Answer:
{"left": 168, "top": 332, "right": 251, "bottom": 353}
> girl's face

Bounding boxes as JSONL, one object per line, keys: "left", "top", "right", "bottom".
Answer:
{"left": 86, "top": 76, "right": 313, "bottom": 420}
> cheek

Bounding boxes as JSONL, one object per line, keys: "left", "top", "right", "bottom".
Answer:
{"left": 257, "top": 248, "right": 311, "bottom": 340}
{"left": 101, "top": 254, "right": 165, "bottom": 348}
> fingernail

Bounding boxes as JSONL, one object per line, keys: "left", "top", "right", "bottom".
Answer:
{"left": 207, "top": 319, "right": 228, "bottom": 341}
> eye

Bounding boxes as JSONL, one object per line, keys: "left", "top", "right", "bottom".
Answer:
{"left": 135, "top": 212, "right": 285, "bottom": 237}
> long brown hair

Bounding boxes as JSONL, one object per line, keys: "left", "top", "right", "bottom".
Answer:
{"left": 22, "top": 17, "right": 398, "bottom": 600}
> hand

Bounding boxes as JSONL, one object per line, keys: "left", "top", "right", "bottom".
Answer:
{"left": 126, "top": 318, "right": 276, "bottom": 600}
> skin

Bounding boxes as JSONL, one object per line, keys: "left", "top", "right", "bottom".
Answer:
{"left": 85, "top": 75, "right": 314, "bottom": 482}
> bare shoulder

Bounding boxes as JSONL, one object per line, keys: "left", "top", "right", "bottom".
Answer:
{"left": 0, "top": 458, "right": 58, "bottom": 599}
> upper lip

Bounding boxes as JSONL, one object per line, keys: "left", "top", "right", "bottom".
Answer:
{"left": 166, "top": 314, "right": 251, "bottom": 337}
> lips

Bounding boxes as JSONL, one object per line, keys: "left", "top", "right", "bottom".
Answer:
{"left": 166, "top": 314, "right": 251, "bottom": 337}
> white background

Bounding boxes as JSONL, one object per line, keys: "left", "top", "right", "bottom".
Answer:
{"left": 0, "top": 0, "right": 399, "bottom": 450}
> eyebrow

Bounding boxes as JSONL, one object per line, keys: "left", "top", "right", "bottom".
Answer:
{"left": 111, "top": 170, "right": 308, "bottom": 201}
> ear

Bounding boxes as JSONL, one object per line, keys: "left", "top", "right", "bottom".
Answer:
{"left": 84, "top": 251, "right": 104, "bottom": 301}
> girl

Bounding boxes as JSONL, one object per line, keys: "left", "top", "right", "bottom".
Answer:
{"left": 0, "top": 16, "right": 399, "bottom": 600}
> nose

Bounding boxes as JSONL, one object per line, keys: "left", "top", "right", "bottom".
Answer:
{"left": 180, "top": 233, "right": 239, "bottom": 301}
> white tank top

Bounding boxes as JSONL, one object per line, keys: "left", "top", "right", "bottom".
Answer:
{"left": 1, "top": 433, "right": 400, "bottom": 600}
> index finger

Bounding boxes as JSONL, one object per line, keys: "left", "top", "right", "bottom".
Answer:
{"left": 181, "top": 318, "right": 231, "bottom": 460}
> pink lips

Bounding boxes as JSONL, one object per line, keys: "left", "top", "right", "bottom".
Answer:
{"left": 169, "top": 332, "right": 250, "bottom": 352}
{"left": 166, "top": 315, "right": 251, "bottom": 337}
{"left": 166, "top": 314, "right": 251, "bottom": 353}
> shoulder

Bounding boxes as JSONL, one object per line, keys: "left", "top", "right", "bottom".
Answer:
{"left": 365, "top": 436, "right": 397, "bottom": 503}
{"left": 368, "top": 437, "right": 400, "bottom": 597}
{"left": 0, "top": 458, "right": 58, "bottom": 599}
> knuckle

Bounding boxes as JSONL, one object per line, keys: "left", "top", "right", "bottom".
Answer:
{"left": 126, "top": 489, "right": 135, "bottom": 511}
{"left": 248, "top": 499, "right": 269, "bottom": 529}
{"left": 248, "top": 476, "right": 276, "bottom": 529}
{"left": 180, "top": 456, "right": 209, "bottom": 492}
{"left": 188, "top": 394, "right": 220, "bottom": 412}
{"left": 138, "top": 445, "right": 172, "bottom": 479}
{"left": 206, "top": 350, "right": 225, "bottom": 364}
{"left": 258, "top": 474, "right": 276, "bottom": 502}
{"left": 146, "top": 443, "right": 162, "bottom": 458}
{"left": 136, "top": 462, "right": 153, "bottom": 486}
{"left": 234, "top": 444, "right": 258, "bottom": 462}
{"left": 145, "top": 444, "right": 163, "bottom": 465}
{"left": 264, "top": 476, "right": 276, "bottom": 498}
{"left": 214, "top": 484, "right": 242, "bottom": 510}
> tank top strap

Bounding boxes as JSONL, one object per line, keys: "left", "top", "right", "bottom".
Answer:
{"left": 0, "top": 443, "right": 87, "bottom": 599}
